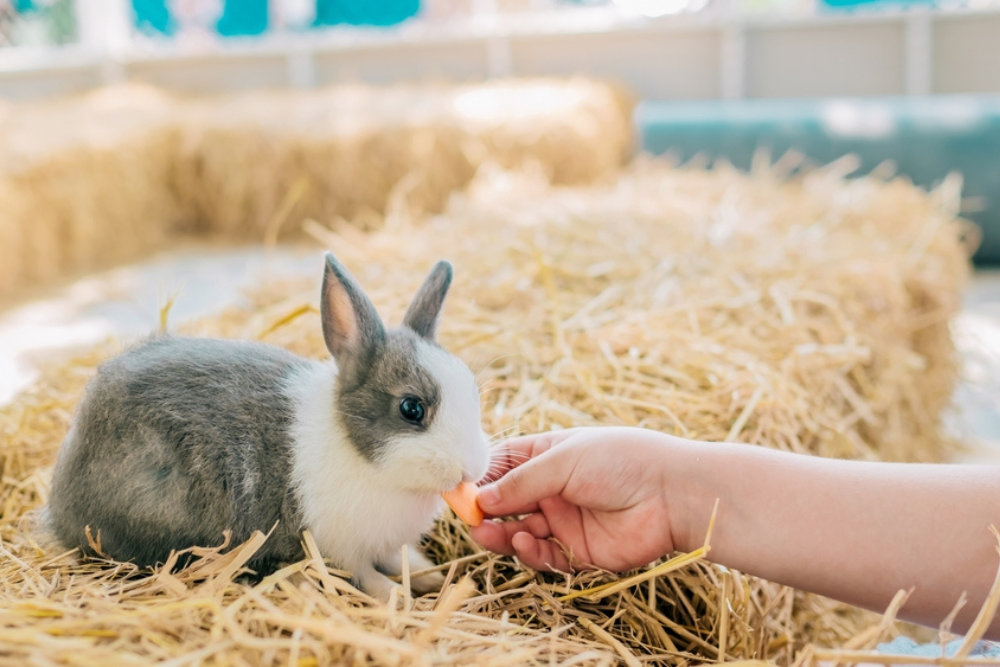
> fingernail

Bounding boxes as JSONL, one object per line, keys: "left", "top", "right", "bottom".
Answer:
{"left": 477, "top": 484, "right": 500, "bottom": 509}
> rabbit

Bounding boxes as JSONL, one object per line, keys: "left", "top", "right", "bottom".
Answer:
{"left": 46, "top": 252, "right": 491, "bottom": 599}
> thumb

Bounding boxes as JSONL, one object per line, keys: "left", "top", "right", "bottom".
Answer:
{"left": 477, "top": 446, "right": 577, "bottom": 517}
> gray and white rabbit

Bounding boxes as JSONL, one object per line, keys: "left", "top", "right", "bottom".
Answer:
{"left": 46, "top": 253, "right": 490, "bottom": 599}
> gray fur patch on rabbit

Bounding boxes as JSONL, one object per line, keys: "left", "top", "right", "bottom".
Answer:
{"left": 48, "top": 336, "right": 311, "bottom": 572}
{"left": 337, "top": 329, "right": 442, "bottom": 463}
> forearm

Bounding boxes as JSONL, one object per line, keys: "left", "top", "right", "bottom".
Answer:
{"left": 668, "top": 440, "right": 1000, "bottom": 637}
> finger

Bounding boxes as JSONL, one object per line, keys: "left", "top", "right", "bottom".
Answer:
{"left": 511, "top": 532, "right": 573, "bottom": 573}
{"left": 489, "top": 429, "right": 577, "bottom": 473}
{"left": 470, "top": 513, "right": 552, "bottom": 553}
{"left": 468, "top": 513, "right": 552, "bottom": 555}
{"left": 481, "top": 500, "right": 540, "bottom": 519}
{"left": 468, "top": 520, "right": 517, "bottom": 557}
{"left": 477, "top": 445, "right": 581, "bottom": 517}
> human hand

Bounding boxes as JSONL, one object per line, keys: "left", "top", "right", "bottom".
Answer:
{"left": 476, "top": 425, "right": 1000, "bottom": 639}
{"left": 471, "top": 427, "right": 682, "bottom": 573}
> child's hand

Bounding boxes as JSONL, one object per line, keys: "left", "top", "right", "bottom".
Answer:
{"left": 471, "top": 427, "right": 680, "bottom": 573}
{"left": 472, "top": 426, "right": 1000, "bottom": 639}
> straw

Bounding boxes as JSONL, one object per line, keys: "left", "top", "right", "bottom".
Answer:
{"left": 0, "top": 79, "right": 633, "bottom": 304}
{"left": 0, "top": 153, "right": 977, "bottom": 664}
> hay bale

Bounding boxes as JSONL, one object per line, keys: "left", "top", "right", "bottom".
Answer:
{"left": 0, "top": 157, "right": 973, "bottom": 664}
{"left": 170, "top": 78, "right": 633, "bottom": 238}
{"left": 0, "top": 78, "right": 633, "bottom": 301}
{"left": 0, "top": 85, "right": 182, "bottom": 302}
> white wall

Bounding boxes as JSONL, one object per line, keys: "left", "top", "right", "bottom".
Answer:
{"left": 934, "top": 14, "right": 1000, "bottom": 94}
{"left": 746, "top": 23, "right": 906, "bottom": 97}
{"left": 510, "top": 29, "right": 722, "bottom": 99}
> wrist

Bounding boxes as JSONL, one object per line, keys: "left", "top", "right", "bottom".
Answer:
{"left": 662, "top": 437, "right": 764, "bottom": 555}
{"left": 654, "top": 435, "right": 719, "bottom": 554}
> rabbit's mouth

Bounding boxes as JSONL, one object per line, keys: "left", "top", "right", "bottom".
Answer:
{"left": 462, "top": 468, "right": 487, "bottom": 486}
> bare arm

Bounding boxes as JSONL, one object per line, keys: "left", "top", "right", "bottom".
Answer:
{"left": 672, "top": 440, "right": 999, "bottom": 635}
{"left": 472, "top": 428, "right": 1000, "bottom": 637}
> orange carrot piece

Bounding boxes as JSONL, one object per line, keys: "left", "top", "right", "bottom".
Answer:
{"left": 441, "top": 481, "right": 484, "bottom": 527}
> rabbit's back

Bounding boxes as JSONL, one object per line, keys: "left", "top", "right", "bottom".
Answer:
{"left": 48, "top": 335, "right": 313, "bottom": 572}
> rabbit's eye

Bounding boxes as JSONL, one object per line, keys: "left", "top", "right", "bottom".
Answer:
{"left": 399, "top": 396, "right": 425, "bottom": 425}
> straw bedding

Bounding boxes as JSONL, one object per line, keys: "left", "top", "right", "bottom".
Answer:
{"left": 0, "top": 79, "right": 632, "bottom": 303}
{"left": 0, "top": 153, "right": 981, "bottom": 665}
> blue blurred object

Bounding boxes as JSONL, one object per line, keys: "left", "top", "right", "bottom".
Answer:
{"left": 132, "top": 0, "right": 173, "bottom": 35}
{"left": 638, "top": 96, "right": 1000, "bottom": 263}
{"left": 314, "top": 0, "right": 420, "bottom": 26}
{"left": 132, "top": 0, "right": 420, "bottom": 36}
{"left": 879, "top": 637, "right": 1000, "bottom": 661}
{"left": 13, "top": 0, "right": 34, "bottom": 12}
{"left": 821, "top": 0, "right": 935, "bottom": 8}
{"left": 217, "top": 0, "right": 268, "bottom": 36}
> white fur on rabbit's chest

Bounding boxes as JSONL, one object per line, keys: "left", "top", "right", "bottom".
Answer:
{"left": 285, "top": 362, "right": 444, "bottom": 568}
{"left": 305, "top": 476, "right": 442, "bottom": 565}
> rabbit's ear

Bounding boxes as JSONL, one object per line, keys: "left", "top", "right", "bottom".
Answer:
{"left": 403, "top": 261, "right": 453, "bottom": 341}
{"left": 321, "top": 253, "right": 386, "bottom": 362}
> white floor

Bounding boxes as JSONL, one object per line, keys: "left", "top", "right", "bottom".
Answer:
{"left": 0, "top": 243, "right": 321, "bottom": 406}
{"left": 3, "top": 247, "right": 1000, "bottom": 465}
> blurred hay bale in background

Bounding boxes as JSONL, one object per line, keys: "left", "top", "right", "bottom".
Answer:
{"left": 0, "top": 78, "right": 633, "bottom": 302}
{"left": 0, "top": 156, "right": 973, "bottom": 665}
{"left": 171, "top": 78, "right": 633, "bottom": 238}
{"left": 0, "top": 85, "right": 182, "bottom": 300}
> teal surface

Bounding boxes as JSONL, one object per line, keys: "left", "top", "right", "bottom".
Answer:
{"left": 314, "top": 0, "right": 420, "bottom": 27}
{"left": 217, "top": 0, "right": 268, "bottom": 36}
{"left": 820, "top": 0, "right": 934, "bottom": 7}
{"left": 131, "top": 0, "right": 419, "bottom": 36}
{"left": 638, "top": 96, "right": 1000, "bottom": 263}
{"left": 131, "top": 0, "right": 173, "bottom": 35}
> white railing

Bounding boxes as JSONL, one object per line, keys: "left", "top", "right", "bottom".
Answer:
{"left": 2, "top": 0, "right": 1000, "bottom": 99}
